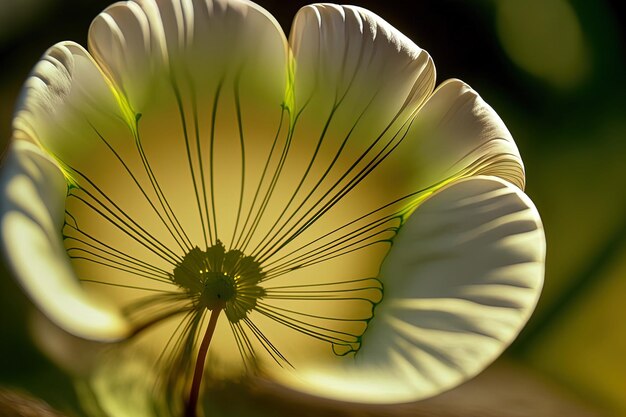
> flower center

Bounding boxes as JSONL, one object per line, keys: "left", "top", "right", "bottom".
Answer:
{"left": 172, "top": 241, "right": 265, "bottom": 322}
{"left": 199, "top": 271, "right": 236, "bottom": 310}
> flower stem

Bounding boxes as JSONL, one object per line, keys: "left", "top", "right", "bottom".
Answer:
{"left": 184, "top": 308, "right": 222, "bottom": 417}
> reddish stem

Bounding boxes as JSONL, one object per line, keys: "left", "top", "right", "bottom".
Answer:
{"left": 184, "top": 308, "right": 221, "bottom": 417}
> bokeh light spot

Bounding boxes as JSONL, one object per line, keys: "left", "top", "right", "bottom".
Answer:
{"left": 496, "top": 0, "right": 590, "bottom": 89}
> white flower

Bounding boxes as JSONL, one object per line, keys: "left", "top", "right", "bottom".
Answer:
{"left": 0, "top": 1, "right": 545, "bottom": 416}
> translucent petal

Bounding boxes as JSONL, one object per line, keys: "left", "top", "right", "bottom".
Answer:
{"left": 89, "top": 0, "right": 288, "bottom": 111}
{"left": 0, "top": 140, "right": 130, "bottom": 341}
{"left": 51, "top": 0, "right": 289, "bottom": 372}
{"left": 9, "top": 41, "right": 158, "bottom": 335}
{"left": 290, "top": 4, "right": 435, "bottom": 116}
{"left": 274, "top": 4, "right": 437, "bottom": 239}
{"left": 82, "top": 0, "right": 289, "bottom": 257}
{"left": 274, "top": 176, "right": 544, "bottom": 402}
{"left": 402, "top": 79, "right": 525, "bottom": 190}
{"left": 237, "top": 4, "right": 438, "bottom": 375}
{"left": 12, "top": 41, "right": 128, "bottom": 157}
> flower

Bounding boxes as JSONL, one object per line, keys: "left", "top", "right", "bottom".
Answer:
{"left": 0, "top": 1, "right": 545, "bottom": 416}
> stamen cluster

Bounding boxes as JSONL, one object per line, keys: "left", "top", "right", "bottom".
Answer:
{"left": 172, "top": 241, "right": 265, "bottom": 322}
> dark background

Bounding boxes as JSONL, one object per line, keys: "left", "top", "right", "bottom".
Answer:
{"left": 1, "top": 0, "right": 625, "bottom": 416}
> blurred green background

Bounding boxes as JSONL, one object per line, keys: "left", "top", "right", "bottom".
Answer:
{"left": 1, "top": 0, "right": 625, "bottom": 416}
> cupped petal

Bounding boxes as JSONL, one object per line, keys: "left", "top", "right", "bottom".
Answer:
{"left": 25, "top": 0, "right": 291, "bottom": 374}
{"left": 89, "top": 0, "right": 288, "bottom": 111}
{"left": 234, "top": 4, "right": 437, "bottom": 375}
{"left": 269, "top": 4, "right": 436, "bottom": 233}
{"left": 274, "top": 175, "right": 544, "bottom": 402}
{"left": 12, "top": 41, "right": 128, "bottom": 155}
{"left": 402, "top": 79, "right": 525, "bottom": 190}
{"left": 82, "top": 0, "right": 290, "bottom": 255}
{"left": 289, "top": 4, "right": 435, "bottom": 115}
{"left": 9, "top": 41, "right": 165, "bottom": 334}
{"left": 0, "top": 140, "right": 130, "bottom": 341}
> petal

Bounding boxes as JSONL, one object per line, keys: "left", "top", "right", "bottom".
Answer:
{"left": 0, "top": 140, "right": 130, "bottom": 341}
{"left": 30, "top": 311, "right": 109, "bottom": 376}
{"left": 27, "top": 0, "right": 290, "bottom": 370}
{"left": 275, "top": 3, "right": 437, "bottom": 230}
{"left": 403, "top": 79, "right": 525, "bottom": 190}
{"left": 12, "top": 41, "right": 128, "bottom": 156}
{"left": 234, "top": 5, "right": 437, "bottom": 374}
{"left": 274, "top": 176, "right": 544, "bottom": 402}
{"left": 275, "top": 5, "right": 437, "bottom": 225}
{"left": 290, "top": 4, "right": 435, "bottom": 116}
{"left": 9, "top": 41, "right": 158, "bottom": 334}
{"left": 89, "top": 0, "right": 288, "bottom": 110}
{"left": 82, "top": 0, "right": 289, "bottom": 254}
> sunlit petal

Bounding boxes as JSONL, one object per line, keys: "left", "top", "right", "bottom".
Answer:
{"left": 209, "top": 4, "right": 439, "bottom": 377}
{"left": 79, "top": 0, "right": 294, "bottom": 380}
{"left": 290, "top": 4, "right": 435, "bottom": 116}
{"left": 402, "top": 78, "right": 525, "bottom": 191}
{"left": 89, "top": 0, "right": 288, "bottom": 112}
{"left": 0, "top": 140, "right": 130, "bottom": 341}
{"left": 273, "top": 4, "right": 437, "bottom": 247}
{"left": 276, "top": 175, "right": 544, "bottom": 402}
{"left": 9, "top": 40, "right": 168, "bottom": 334}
